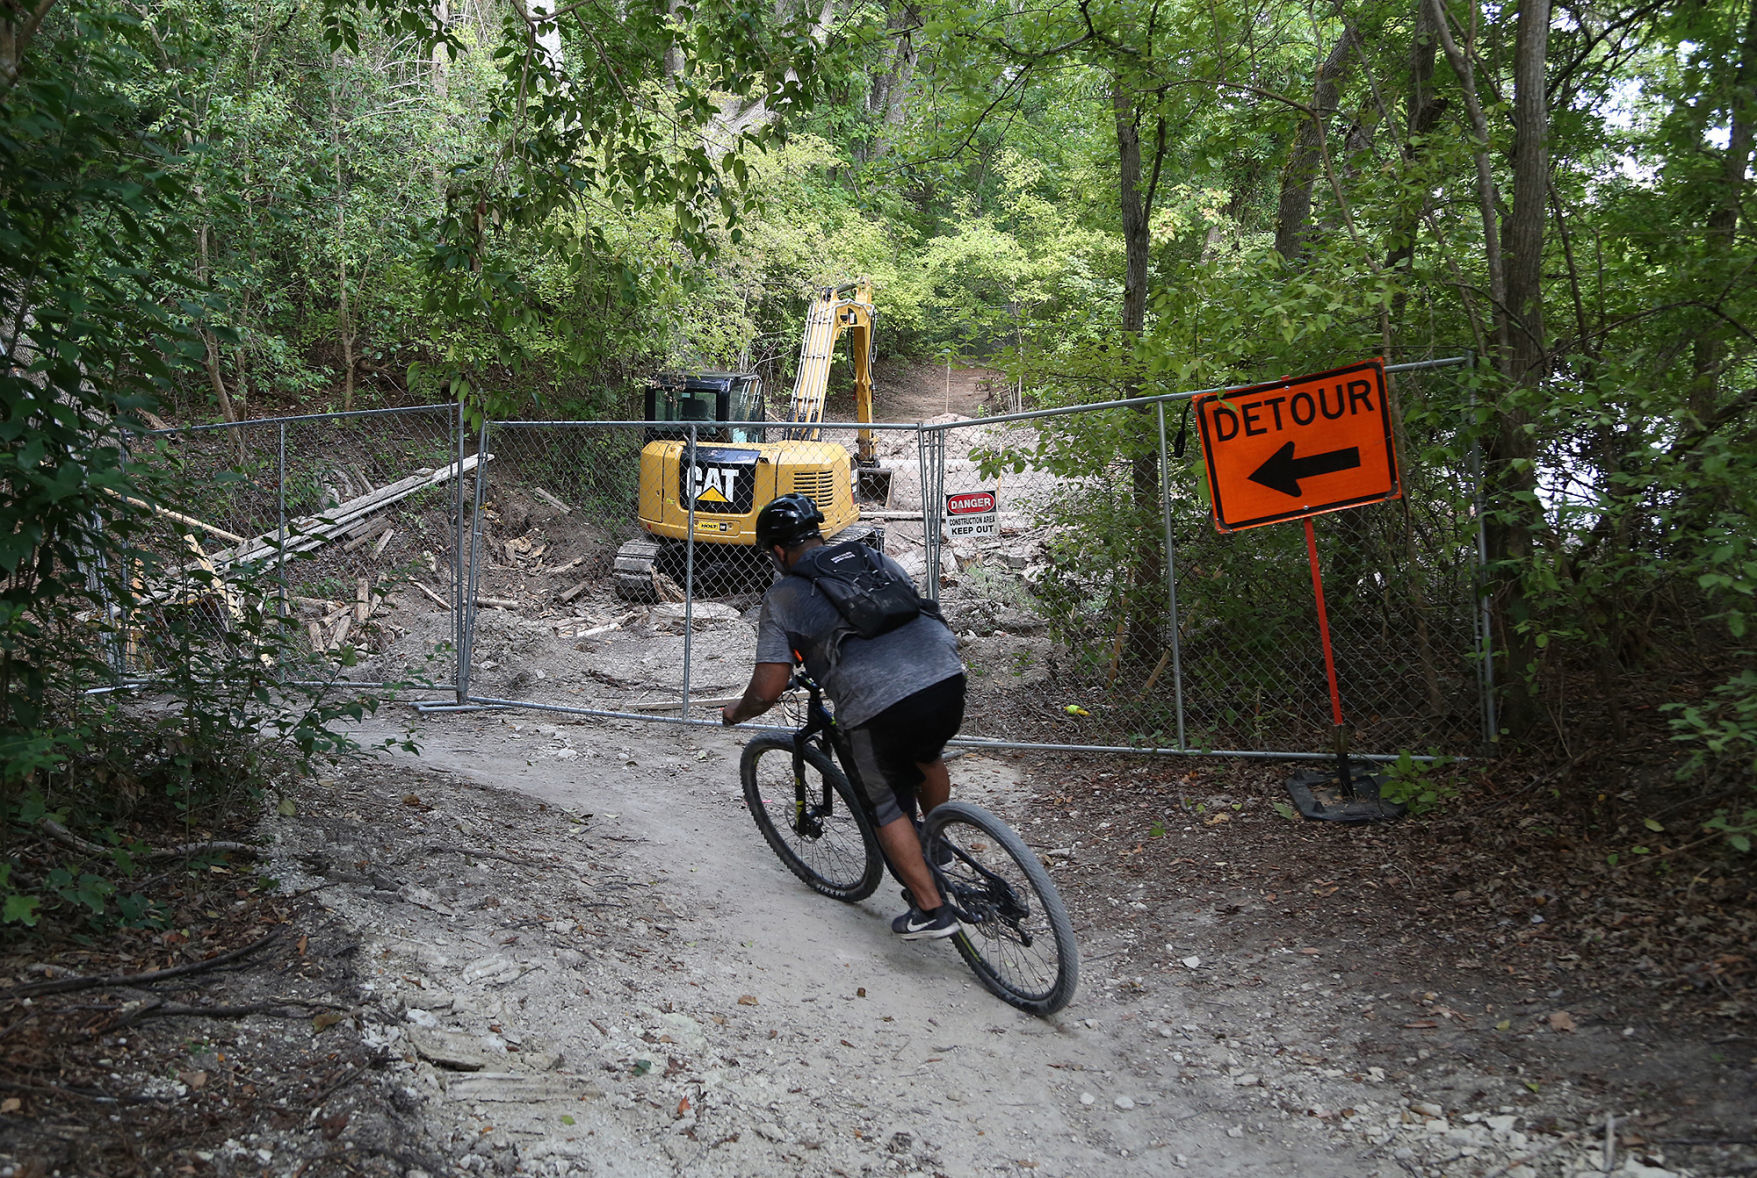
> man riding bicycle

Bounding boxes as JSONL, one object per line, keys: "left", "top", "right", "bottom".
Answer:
{"left": 721, "top": 493, "right": 967, "bottom": 940}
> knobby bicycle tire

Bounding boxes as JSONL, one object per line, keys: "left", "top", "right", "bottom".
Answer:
{"left": 923, "top": 801, "right": 1079, "bottom": 1015}
{"left": 740, "top": 736, "right": 884, "bottom": 902}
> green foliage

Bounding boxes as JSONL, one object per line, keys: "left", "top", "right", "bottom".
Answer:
{"left": 0, "top": 0, "right": 414, "bottom": 938}
{"left": 1375, "top": 753, "right": 1461, "bottom": 816}
{"left": 1665, "top": 670, "right": 1757, "bottom": 854}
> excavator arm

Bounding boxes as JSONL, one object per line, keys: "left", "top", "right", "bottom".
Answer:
{"left": 784, "top": 280, "right": 877, "bottom": 466}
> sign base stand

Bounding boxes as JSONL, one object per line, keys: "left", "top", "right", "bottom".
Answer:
{"left": 1285, "top": 765, "right": 1407, "bottom": 824}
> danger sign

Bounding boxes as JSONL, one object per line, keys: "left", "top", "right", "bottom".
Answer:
{"left": 944, "top": 490, "right": 997, "bottom": 537}
{"left": 1195, "top": 360, "right": 1400, "bottom": 532}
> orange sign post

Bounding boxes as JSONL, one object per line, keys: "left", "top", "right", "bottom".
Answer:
{"left": 1194, "top": 359, "right": 1406, "bottom": 823}
{"left": 1194, "top": 359, "right": 1399, "bottom": 533}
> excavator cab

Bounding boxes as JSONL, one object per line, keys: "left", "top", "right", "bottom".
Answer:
{"left": 644, "top": 373, "right": 766, "bottom": 445}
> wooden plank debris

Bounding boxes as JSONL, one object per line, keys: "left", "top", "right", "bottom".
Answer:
{"left": 533, "top": 488, "right": 571, "bottom": 513}
{"left": 212, "top": 453, "right": 490, "bottom": 570}
{"left": 343, "top": 517, "right": 393, "bottom": 551}
{"left": 412, "top": 582, "right": 451, "bottom": 610}
{"left": 626, "top": 694, "right": 741, "bottom": 712}
{"left": 106, "top": 491, "right": 247, "bottom": 544}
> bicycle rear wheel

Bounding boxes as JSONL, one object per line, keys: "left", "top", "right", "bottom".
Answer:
{"left": 740, "top": 736, "right": 883, "bottom": 902}
{"left": 923, "top": 801, "right": 1078, "bottom": 1015}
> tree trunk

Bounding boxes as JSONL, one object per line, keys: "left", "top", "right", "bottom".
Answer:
{"left": 1112, "top": 80, "right": 1166, "bottom": 670}
{"left": 1482, "top": 0, "right": 1551, "bottom": 739}
{"left": 1387, "top": 0, "right": 1445, "bottom": 316}
{"left": 332, "top": 61, "right": 359, "bottom": 412}
{"left": 431, "top": 0, "right": 449, "bottom": 197}
{"left": 0, "top": 0, "right": 57, "bottom": 98}
{"left": 1274, "top": 27, "right": 1358, "bottom": 263}
{"left": 1688, "top": 0, "right": 1757, "bottom": 427}
{"left": 870, "top": 2, "right": 920, "bottom": 158}
{"left": 1429, "top": 0, "right": 1549, "bottom": 738}
{"left": 194, "top": 223, "right": 243, "bottom": 452}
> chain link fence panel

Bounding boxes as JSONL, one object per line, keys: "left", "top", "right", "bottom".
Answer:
{"left": 119, "top": 407, "right": 469, "bottom": 693}
{"left": 463, "top": 420, "right": 924, "bottom": 725}
{"left": 922, "top": 363, "right": 1485, "bottom": 758}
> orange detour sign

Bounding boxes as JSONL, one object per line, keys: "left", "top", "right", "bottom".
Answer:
{"left": 1194, "top": 359, "right": 1400, "bottom": 532}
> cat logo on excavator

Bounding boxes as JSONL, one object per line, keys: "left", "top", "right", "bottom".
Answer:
{"left": 682, "top": 452, "right": 755, "bottom": 514}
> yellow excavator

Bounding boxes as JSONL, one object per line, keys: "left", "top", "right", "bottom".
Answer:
{"left": 612, "top": 280, "right": 890, "bottom": 601}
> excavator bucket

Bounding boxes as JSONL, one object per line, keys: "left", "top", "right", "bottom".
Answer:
{"left": 855, "top": 463, "right": 892, "bottom": 505}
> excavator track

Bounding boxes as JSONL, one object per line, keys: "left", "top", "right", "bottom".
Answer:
{"left": 612, "top": 538, "right": 664, "bottom": 603}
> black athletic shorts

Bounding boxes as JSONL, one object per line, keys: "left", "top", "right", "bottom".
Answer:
{"left": 843, "top": 674, "right": 966, "bottom": 825}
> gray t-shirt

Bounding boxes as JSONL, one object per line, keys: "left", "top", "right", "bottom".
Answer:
{"left": 753, "top": 546, "right": 964, "bottom": 728}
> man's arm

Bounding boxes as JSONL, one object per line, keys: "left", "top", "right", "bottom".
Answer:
{"left": 721, "top": 662, "right": 792, "bottom": 726}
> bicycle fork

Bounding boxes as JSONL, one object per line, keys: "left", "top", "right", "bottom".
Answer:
{"left": 789, "top": 732, "right": 835, "bottom": 838}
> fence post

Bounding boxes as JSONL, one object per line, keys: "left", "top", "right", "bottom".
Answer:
{"left": 1467, "top": 351, "right": 1498, "bottom": 748}
{"left": 460, "top": 419, "right": 490, "bottom": 702}
{"left": 276, "top": 421, "right": 288, "bottom": 618}
{"left": 1155, "top": 402, "right": 1188, "bottom": 751}
{"left": 921, "top": 427, "right": 932, "bottom": 595}
{"left": 919, "top": 426, "right": 945, "bottom": 598}
{"left": 453, "top": 403, "right": 467, "bottom": 702}
{"left": 682, "top": 423, "right": 697, "bottom": 717}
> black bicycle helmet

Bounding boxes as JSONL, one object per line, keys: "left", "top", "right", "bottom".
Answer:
{"left": 755, "top": 493, "right": 825, "bottom": 550}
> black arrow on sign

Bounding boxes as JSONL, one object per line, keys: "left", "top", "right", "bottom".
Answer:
{"left": 1248, "top": 441, "right": 1361, "bottom": 497}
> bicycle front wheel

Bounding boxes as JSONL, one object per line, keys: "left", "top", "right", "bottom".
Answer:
{"left": 923, "top": 801, "right": 1079, "bottom": 1015}
{"left": 740, "top": 736, "right": 883, "bottom": 902}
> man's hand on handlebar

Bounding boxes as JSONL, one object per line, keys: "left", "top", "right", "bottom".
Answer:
{"left": 724, "top": 662, "right": 793, "bottom": 728}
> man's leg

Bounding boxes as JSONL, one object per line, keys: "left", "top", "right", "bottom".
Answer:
{"left": 876, "top": 815, "right": 941, "bottom": 911}
{"left": 917, "top": 758, "right": 950, "bottom": 814}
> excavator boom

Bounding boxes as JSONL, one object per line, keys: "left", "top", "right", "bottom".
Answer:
{"left": 784, "top": 280, "right": 877, "bottom": 465}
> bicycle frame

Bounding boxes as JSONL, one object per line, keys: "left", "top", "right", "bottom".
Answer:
{"left": 784, "top": 672, "right": 1018, "bottom": 925}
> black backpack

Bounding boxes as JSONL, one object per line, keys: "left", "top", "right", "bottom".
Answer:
{"left": 789, "top": 541, "right": 942, "bottom": 640}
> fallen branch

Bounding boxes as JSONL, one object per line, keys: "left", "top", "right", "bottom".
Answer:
{"left": 36, "top": 817, "right": 257, "bottom": 864}
{"left": 558, "top": 578, "right": 592, "bottom": 603}
{"left": 117, "top": 998, "right": 343, "bottom": 1026}
{"left": 1, "top": 930, "right": 282, "bottom": 999}
{"left": 476, "top": 596, "right": 519, "bottom": 610}
{"left": 533, "top": 488, "right": 572, "bottom": 513}
{"left": 308, "top": 1064, "right": 366, "bottom": 1109}
{"left": 104, "top": 489, "right": 246, "bottom": 544}
{"left": 0, "top": 1076, "right": 127, "bottom": 1104}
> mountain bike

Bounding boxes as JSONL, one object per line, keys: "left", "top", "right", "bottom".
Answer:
{"left": 737, "top": 671, "right": 1078, "bottom": 1016}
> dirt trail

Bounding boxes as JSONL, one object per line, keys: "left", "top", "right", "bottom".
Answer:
{"left": 329, "top": 708, "right": 1360, "bottom": 1176}
{"left": 273, "top": 701, "right": 1736, "bottom": 1178}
